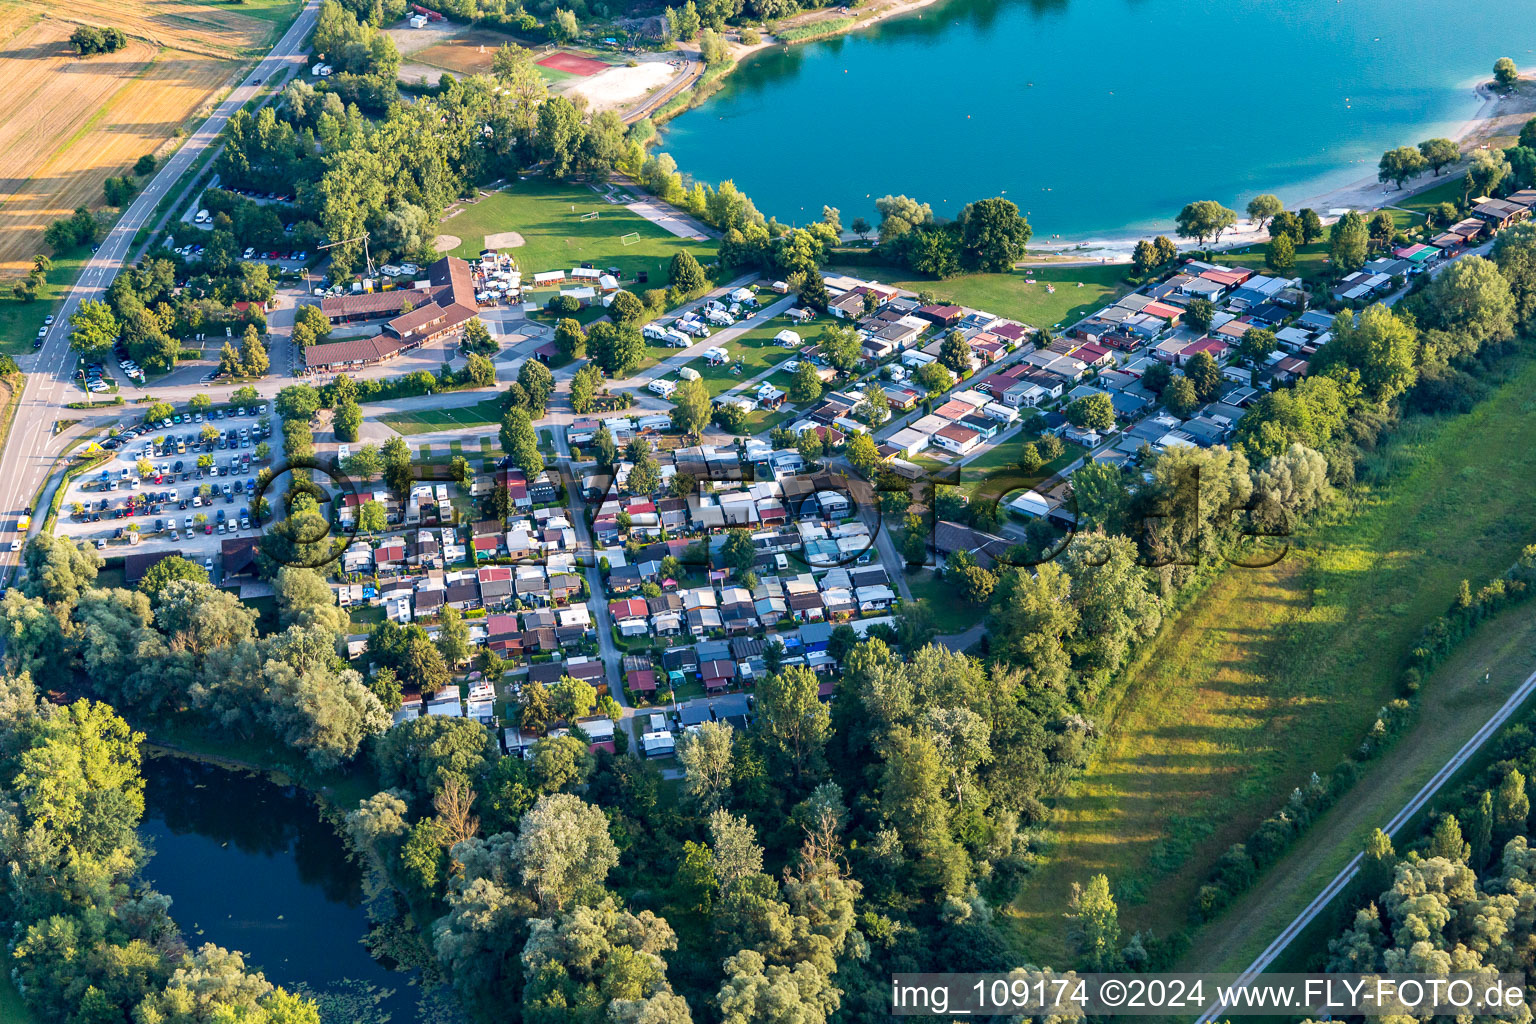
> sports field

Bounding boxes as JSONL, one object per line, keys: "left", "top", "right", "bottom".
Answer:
{"left": 442, "top": 180, "right": 718, "bottom": 284}
{"left": 406, "top": 29, "right": 610, "bottom": 85}
{"left": 1004, "top": 352, "right": 1536, "bottom": 966}
{"left": 378, "top": 393, "right": 510, "bottom": 436}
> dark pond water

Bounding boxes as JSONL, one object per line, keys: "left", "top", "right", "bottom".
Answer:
{"left": 139, "top": 756, "right": 432, "bottom": 1023}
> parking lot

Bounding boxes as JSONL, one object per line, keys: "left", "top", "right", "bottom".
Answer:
{"left": 53, "top": 405, "right": 274, "bottom": 565}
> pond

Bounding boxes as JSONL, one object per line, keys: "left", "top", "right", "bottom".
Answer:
{"left": 139, "top": 756, "right": 438, "bottom": 1024}
{"left": 658, "top": 0, "right": 1536, "bottom": 237}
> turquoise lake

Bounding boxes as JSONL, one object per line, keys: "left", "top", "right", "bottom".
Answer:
{"left": 658, "top": 0, "right": 1536, "bottom": 238}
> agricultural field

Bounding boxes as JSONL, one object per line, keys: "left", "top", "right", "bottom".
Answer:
{"left": 1004, "top": 353, "right": 1536, "bottom": 967}
{"left": 441, "top": 180, "right": 719, "bottom": 286}
{"left": 0, "top": 1, "right": 299, "bottom": 285}
{"left": 829, "top": 261, "right": 1130, "bottom": 329}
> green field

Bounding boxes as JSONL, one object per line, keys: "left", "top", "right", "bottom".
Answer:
{"left": 441, "top": 181, "right": 718, "bottom": 286}
{"left": 377, "top": 394, "right": 510, "bottom": 435}
{"left": 1207, "top": 239, "right": 1334, "bottom": 283}
{"left": 1397, "top": 175, "right": 1470, "bottom": 218}
{"left": 829, "top": 262, "right": 1130, "bottom": 329}
{"left": 0, "top": 976, "right": 38, "bottom": 1024}
{"left": 1005, "top": 352, "right": 1536, "bottom": 966}
{"left": 0, "top": 246, "right": 88, "bottom": 355}
{"left": 957, "top": 437, "right": 1085, "bottom": 499}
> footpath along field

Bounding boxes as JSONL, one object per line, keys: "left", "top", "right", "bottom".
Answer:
{"left": 1005, "top": 352, "right": 1536, "bottom": 967}
{"left": 0, "top": 0, "right": 299, "bottom": 280}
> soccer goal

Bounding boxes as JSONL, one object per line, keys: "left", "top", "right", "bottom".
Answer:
{"left": 620, "top": 231, "right": 641, "bottom": 246}
{"left": 580, "top": 210, "right": 600, "bottom": 221}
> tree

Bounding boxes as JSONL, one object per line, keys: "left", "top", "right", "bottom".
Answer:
{"left": 554, "top": 317, "right": 587, "bottom": 360}
{"left": 1467, "top": 147, "right": 1511, "bottom": 199}
{"left": 500, "top": 406, "right": 544, "bottom": 477}
{"left": 717, "top": 950, "right": 839, "bottom": 1024}
{"left": 1246, "top": 194, "right": 1283, "bottom": 230}
{"left": 1238, "top": 326, "right": 1277, "bottom": 366}
{"left": 1174, "top": 200, "right": 1238, "bottom": 246}
{"left": 275, "top": 384, "right": 320, "bottom": 422}
{"left": 1495, "top": 56, "right": 1520, "bottom": 90}
{"left": 512, "top": 794, "right": 619, "bottom": 913}
{"left": 137, "top": 554, "right": 208, "bottom": 599}
{"left": 68, "top": 300, "right": 118, "bottom": 356}
{"left": 627, "top": 443, "right": 662, "bottom": 496}
{"left": 332, "top": 399, "right": 361, "bottom": 441}
{"left": 462, "top": 319, "right": 497, "bottom": 356}
{"left": 1493, "top": 221, "right": 1536, "bottom": 329}
{"left": 551, "top": 676, "right": 597, "bottom": 723}
{"left": 23, "top": 534, "right": 101, "bottom": 608}
{"left": 818, "top": 322, "right": 862, "bottom": 371}
{"left": 241, "top": 327, "right": 270, "bottom": 377}
{"left": 755, "top": 665, "right": 829, "bottom": 782}
{"left": 789, "top": 362, "right": 822, "bottom": 403}
{"left": 669, "top": 251, "right": 707, "bottom": 292}
{"left": 569, "top": 364, "right": 603, "bottom": 414}
{"left": 988, "top": 563, "right": 1076, "bottom": 687}
{"left": 1018, "top": 442, "right": 1042, "bottom": 474}
{"left": 850, "top": 216, "right": 871, "bottom": 241}
{"left": 845, "top": 432, "right": 881, "bottom": 477}
{"left": 1419, "top": 137, "right": 1460, "bottom": 176}
{"left": 1266, "top": 232, "right": 1296, "bottom": 274}
{"left": 1329, "top": 210, "right": 1370, "bottom": 273}
{"left": 955, "top": 197, "right": 1031, "bottom": 272}
{"left": 375, "top": 714, "right": 497, "bottom": 803}
{"left": 1068, "top": 873, "right": 1120, "bottom": 970}
{"left": 1065, "top": 392, "right": 1115, "bottom": 431}
{"left": 587, "top": 322, "right": 646, "bottom": 376}
{"left": 1415, "top": 254, "right": 1517, "bottom": 357}
{"left": 720, "top": 528, "right": 756, "bottom": 577}
{"left": 521, "top": 898, "right": 682, "bottom": 1023}
{"left": 1183, "top": 350, "right": 1222, "bottom": 402}
{"left": 1428, "top": 813, "right": 1469, "bottom": 862}
{"left": 345, "top": 442, "right": 382, "bottom": 481}
{"left": 1299, "top": 208, "right": 1324, "bottom": 243}
{"left": 1182, "top": 296, "right": 1215, "bottom": 332}
{"left": 1377, "top": 145, "right": 1427, "bottom": 190}
{"left": 670, "top": 377, "right": 711, "bottom": 436}
{"left": 1131, "top": 239, "right": 1158, "bottom": 277}
{"left": 914, "top": 361, "right": 953, "bottom": 396}
{"left": 608, "top": 290, "right": 645, "bottom": 327}
{"left": 518, "top": 360, "right": 555, "bottom": 413}
{"left": 937, "top": 331, "right": 972, "bottom": 376}
{"left": 678, "top": 720, "right": 734, "bottom": 810}
{"left": 1494, "top": 768, "right": 1530, "bottom": 848}
{"left": 436, "top": 604, "right": 471, "bottom": 667}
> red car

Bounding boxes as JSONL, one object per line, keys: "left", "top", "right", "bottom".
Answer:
{"left": 204, "top": 523, "right": 213, "bottom": 535}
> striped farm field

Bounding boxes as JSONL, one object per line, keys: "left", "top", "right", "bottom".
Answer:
{"left": 6, "top": 0, "right": 294, "bottom": 57}
{"left": 0, "top": 29, "right": 233, "bottom": 276}
{"left": 0, "top": 0, "right": 300, "bottom": 279}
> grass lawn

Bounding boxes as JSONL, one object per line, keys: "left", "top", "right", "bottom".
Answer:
{"left": 902, "top": 569, "right": 976, "bottom": 635}
{"left": 1003, "top": 352, "right": 1536, "bottom": 967}
{"left": 1207, "top": 239, "right": 1333, "bottom": 284}
{"left": 957, "top": 438, "right": 1084, "bottom": 501}
{"left": 679, "top": 321, "right": 808, "bottom": 397}
{"left": 0, "top": 245, "right": 89, "bottom": 355}
{"left": 1397, "top": 175, "right": 1469, "bottom": 217}
{"left": 828, "top": 262, "right": 1130, "bottom": 329}
{"left": 0, "top": 977, "right": 37, "bottom": 1024}
{"left": 378, "top": 393, "right": 509, "bottom": 435}
{"left": 442, "top": 180, "right": 717, "bottom": 286}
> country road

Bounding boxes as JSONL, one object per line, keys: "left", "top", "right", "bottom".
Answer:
{"left": 0, "top": 0, "right": 321, "bottom": 585}
{"left": 1193, "top": 657, "right": 1536, "bottom": 1023}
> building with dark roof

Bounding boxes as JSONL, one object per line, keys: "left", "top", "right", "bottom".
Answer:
{"left": 307, "top": 257, "right": 480, "bottom": 372}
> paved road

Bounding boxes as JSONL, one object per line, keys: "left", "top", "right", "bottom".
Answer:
{"left": 0, "top": 0, "right": 321, "bottom": 584}
{"left": 1193, "top": 659, "right": 1536, "bottom": 1023}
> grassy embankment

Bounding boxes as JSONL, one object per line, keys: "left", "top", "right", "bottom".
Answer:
{"left": 1005, "top": 351, "right": 1536, "bottom": 967}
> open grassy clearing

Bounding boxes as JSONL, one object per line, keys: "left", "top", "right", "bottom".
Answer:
{"left": 1207, "top": 238, "right": 1334, "bottom": 284}
{"left": 675, "top": 318, "right": 817, "bottom": 396}
{"left": 1184, "top": 601, "right": 1536, "bottom": 973}
{"left": 829, "top": 261, "right": 1130, "bottom": 329}
{"left": 0, "top": 245, "right": 86, "bottom": 353}
{"left": 956, "top": 436, "right": 1084, "bottom": 500}
{"left": 442, "top": 180, "right": 718, "bottom": 285}
{"left": 1396, "top": 175, "right": 1470, "bottom": 217}
{"left": 1005, "top": 353, "right": 1536, "bottom": 967}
